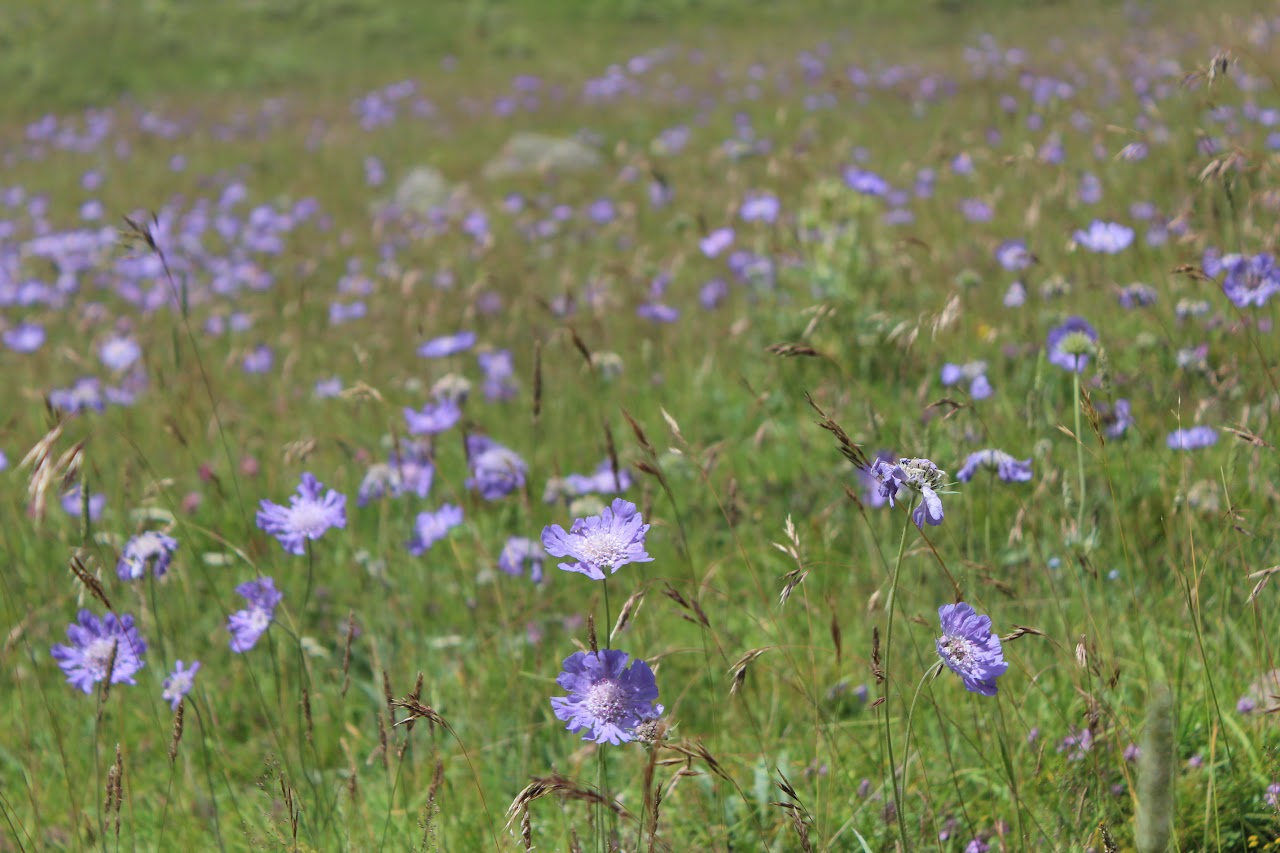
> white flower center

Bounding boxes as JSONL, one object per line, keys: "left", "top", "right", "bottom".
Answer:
{"left": 164, "top": 671, "right": 195, "bottom": 701}
{"left": 585, "top": 679, "right": 625, "bottom": 723}
{"left": 85, "top": 636, "right": 119, "bottom": 679}
{"left": 940, "top": 635, "right": 976, "bottom": 670}
{"left": 579, "top": 531, "right": 627, "bottom": 568}
{"left": 287, "top": 502, "right": 332, "bottom": 538}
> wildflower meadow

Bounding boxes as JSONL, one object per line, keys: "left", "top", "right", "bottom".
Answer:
{"left": 6, "top": 0, "right": 1280, "bottom": 849}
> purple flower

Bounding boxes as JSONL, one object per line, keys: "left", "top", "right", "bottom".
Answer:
{"left": 994, "top": 240, "right": 1035, "bottom": 272}
{"left": 98, "top": 336, "right": 141, "bottom": 371}
{"left": 1003, "top": 281, "right": 1026, "bottom": 307}
{"left": 969, "top": 374, "right": 993, "bottom": 400}
{"left": 4, "top": 323, "right": 45, "bottom": 353}
{"left": 1102, "top": 399, "right": 1135, "bottom": 438}
{"left": 404, "top": 396, "right": 462, "bottom": 435}
{"left": 161, "top": 660, "right": 200, "bottom": 710}
{"left": 637, "top": 303, "right": 679, "bottom": 323}
{"left": 936, "top": 602, "right": 1008, "bottom": 696}
{"left": 417, "top": 330, "right": 476, "bottom": 358}
{"left": 1046, "top": 316, "right": 1098, "bottom": 373}
{"left": 358, "top": 441, "right": 434, "bottom": 505}
{"left": 50, "top": 377, "right": 105, "bottom": 414}
{"left": 227, "top": 577, "right": 282, "bottom": 653}
{"left": 1118, "top": 282, "right": 1158, "bottom": 309}
{"left": 242, "top": 344, "right": 273, "bottom": 374}
{"left": 843, "top": 167, "right": 889, "bottom": 196}
{"left": 51, "top": 610, "right": 147, "bottom": 693}
{"left": 700, "top": 227, "right": 735, "bottom": 258}
{"left": 498, "top": 536, "right": 545, "bottom": 583}
{"left": 1073, "top": 220, "right": 1134, "bottom": 254}
{"left": 1058, "top": 727, "right": 1094, "bottom": 761}
{"left": 739, "top": 193, "right": 780, "bottom": 223}
{"left": 956, "top": 449, "right": 1032, "bottom": 483}
{"left": 699, "top": 279, "right": 729, "bottom": 309}
{"left": 314, "top": 377, "right": 343, "bottom": 399}
{"left": 563, "top": 460, "right": 633, "bottom": 498}
{"left": 61, "top": 486, "right": 105, "bottom": 521}
{"left": 867, "top": 457, "right": 946, "bottom": 528}
{"left": 1238, "top": 696, "right": 1257, "bottom": 714}
{"left": 550, "top": 649, "right": 663, "bottom": 745}
{"left": 857, "top": 451, "right": 896, "bottom": 509}
{"left": 116, "top": 530, "right": 179, "bottom": 580}
{"left": 1167, "top": 426, "right": 1218, "bottom": 450}
{"left": 407, "top": 504, "right": 463, "bottom": 555}
{"left": 541, "top": 498, "right": 653, "bottom": 580}
{"left": 465, "top": 435, "right": 527, "bottom": 500}
{"left": 1218, "top": 253, "right": 1280, "bottom": 308}
{"left": 256, "top": 472, "right": 347, "bottom": 555}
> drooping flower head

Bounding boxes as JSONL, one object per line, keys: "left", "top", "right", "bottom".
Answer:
{"left": 51, "top": 610, "right": 148, "bottom": 693}
{"left": 162, "top": 659, "right": 200, "bottom": 710}
{"left": 935, "top": 602, "right": 1008, "bottom": 696}
{"left": 542, "top": 498, "right": 654, "bottom": 580}
{"left": 1045, "top": 316, "right": 1098, "bottom": 373}
{"left": 256, "top": 472, "right": 347, "bottom": 555}
{"left": 407, "top": 504, "right": 464, "bottom": 555}
{"left": 498, "top": 536, "right": 545, "bottom": 583}
{"left": 116, "top": 530, "right": 179, "bottom": 581}
{"left": 867, "top": 457, "right": 947, "bottom": 528}
{"left": 550, "top": 649, "right": 664, "bottom": 745}
{"left": 227, "top": 577, "right": 283, "bottom": 653}
{"left": 955, "top": 449, "right": 1033, "bottom": 483}
{"left": 465, "top": 435, "right": 527, "bottom": 501}
{"left": 1167, "top": 426, "right": 1218, "bottom": 450}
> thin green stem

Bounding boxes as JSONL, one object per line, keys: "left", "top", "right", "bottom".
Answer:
{"left": 1072, "top": 370, "right": 1086, "bottom": 534}
{"left": 882, "top": 510, "right": 913, "bottom": 848}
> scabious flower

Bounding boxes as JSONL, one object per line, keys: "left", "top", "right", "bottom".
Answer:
{"left": 162, "top": 660, "right": 200, "bottom": 710}
{"left": 550, "top": 649, "right": 664, "bottom": 745}
{"left": 700, "top": 227, "right": 734, "bottom": 258}
{"left": 956, "top": 449, "right": 1033, "bottom": 483}
{"left": 1217, "top": 253, "right": 1280, "bottom": 308}
{"left": 99, "top": 336, "right": 141, "bottom": 371}
{"left": 940, "top": 360, "right": 992, "bottom": 399}
{"left": 994, "top": 239, "right": 1034, "bottom": 272}
{"left": 417, "top": 330, "right": 476, "bottom": 358}
{"left": 1058, "top": 727, "right": 1094, "bottom": 761}
{"left": 1101, "top": 399, "right": 1135, "bottom": 438}
{"left": 51, "top": 610, "right": 147, "bottom": 693}
{"left": 477, "top": 349, "right": 517, "bottom": 400}
{"left": 403, "top": 395, "right": 462, "bottom": 435}
{"left": 542, "top": 498, "right": 653, "bottom": 580}
{"left": 242, "top": 344, "right": 274, "bottom": 374}
{"left": 498, "top": 536, "right": 545, "bottom": 582}
{"left": 116, "top": 530, "right": 179, "bottom": 580}
{"left": 1073, "top": 220, "right": 1134, "bottom": 254}
{"left": 867, "top": 457, "right": 946, "bottom": 528}
{"left": 1045, "top": 316, "right": 1098, "bottom": 373}
{"left": 227, "top": 577, "right": 282, "bottom": 653}
{"left": 256, "top": 473, "right": 347, "bottom": 555}
{"left": 549, "top": 459, "right": 633, "bottom": 502}
{"left": 1167, "top": 426, "right": 1218, "bottom": 450}
{"left": 407, "top": 504, "right": 463, "bottom": 555}
{"left": 935, "top": 602, "right": 1008, "bottom": 696}
{"left": 465, "top": 435, "right": 527, "bottom": 500}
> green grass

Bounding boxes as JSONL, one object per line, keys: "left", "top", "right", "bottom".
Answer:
{"left": 3, "top": 0, "right": 1280, "bottom": 851}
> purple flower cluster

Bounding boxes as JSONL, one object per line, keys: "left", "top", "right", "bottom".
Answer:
{"left": 466, "top": 435, "right": 527, "bottom": 500}
{"left": 116, "top": 530, "right": 179, "bottom": 580}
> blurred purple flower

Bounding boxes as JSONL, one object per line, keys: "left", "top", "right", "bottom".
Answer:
{"left": 498, "top": 536, "right": 545, "bottom": 583}
{"left": 242, "top": 345, "right": 274, "bottom": 374}
{"left": 256, "top": 473, "right": 347, "bottom": 555}
{"left": 407, "top": 504, "right": 463, "bottom": 555}
{"left": 1218, "top": 253, "right": 1280, "bottom": 308}
{"left": 465, "top": 435, "right": 527, "bottom": 500}
{"left": 227, "top": 577, "right": 282, "bottom": 653}
{"left": 1045, "top": 316, "right": 1098, "bottom": 373}
{"left": 418, "top": 330, "right": 476, "bottom": 358}
{"left": 52, "top": 609, "right": 147, "bottom": 693}
{"left": 956, "top": 449, "right": 1032, "bottom": 483}
{"left": 4, "top": 323, "right": 45, "bottom": 353}
{"left": 98, "top": 336, "right": 141, "bottom": 371}
{"left": 994, "top": 240, "right": 1035, "bottom": 272}
{"left": 162, "top": 660, "right": 200, "bottom": 710}
{"left": 700, "top": 227, "right": 735, "bottom": 258}
{"left": 1073, "top": 220, "right": 1134, "bottom": 254}
{"left": 1167, "top": 426, "right": 1217, "bottom": 450}
{"left": 116, "top": 531, "right": 178, "bottom": 581}
{"left": 404, "top": 396, "right": 462, "bottom": 435}
{"left": 61, "top": 486, "right": 105, "bottom": 521}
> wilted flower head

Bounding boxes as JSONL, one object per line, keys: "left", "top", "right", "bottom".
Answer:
{"left": 227, "top": 577, "right": 282, "bottom": 653}
{"left": 956, "top": 449, "right": 1032, "bottom": 483}
{"left": 498, "top": 536, "right": 545, "bottom": 582}
{"left": 867, "top": 457, "right": 946, "bottom": 528}
{"left": 407, "top": 504, "right": 463, "bottom": 555}
{"left": 1073, "top": 220, "right": 1134, "bottom": 254}
{"left": 465, "top": 435, "right": 527, "bottom": 500}
{"left": 935, "top": 602, "right": 1008, "bottom": 696}
{"left": 256, "top": 473, "right": 347, "bottom": 555}
{"left": 551, "top": 649, "right": 664, "bottom": 745}
{"left": 51, "top": 609, "right": 147, "bottom": 693}
{"left": 1045, "top": 316, "right": 1098, "bottom": 373}
{"left": 116, "top": 530, "right": 179, "bottom": 580}
{"left": 542, "top": 497, "right": 653, "bottom": 580}
{"left": 162, "top": 659, "right": 200, "bottom": 710}
{"left": 1167, "top": 426, "right": 1218, "bottom": 450}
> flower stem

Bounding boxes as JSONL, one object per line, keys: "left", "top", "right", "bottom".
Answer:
{"left": 882, "top": 510, "right": 912, "bottom": 847}
{"left": 1072, "top": 370, "right": 1086, "bottom": 533}
{"left": 602, "top": 578, "right": 613, "bottom": 648}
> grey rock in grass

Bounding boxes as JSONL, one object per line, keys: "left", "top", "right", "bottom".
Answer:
{"left": 388, "top": 166, "right": 452, "bottom": 217}
{"left": 482, "top": 132, "right": 603, "bottom": 180}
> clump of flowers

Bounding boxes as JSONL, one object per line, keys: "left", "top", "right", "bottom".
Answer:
{"left": 551, "top": 649, "right": 664, "bottom": 744}
{"left": 52, "top": 610, "right": 148, "bottom": 693}
{"left": 1213, "top": 252, "right": 1280, "bottom": 308}
{"left": 940, "top": 361, "right": 993, "bottom": 400}
{"left": 227, "top": 577, "right": 283, "bottom": 653}
{"left": 867, "top": 457, "right": 947, "bottom": 528}
{"left": 256, "top": 472, "right": 347, "bottom": 555}
{"left": 955, "top": 449, "right": 1033, "bottom": 483}
{"left": 935, "top": 602, "right": 1007, "bottom": 696}
{"left": 116, "top": 530, "right": 179, "bottom": 580}
{"left": 542, "top": 498, "right": 653, "bottom": 579}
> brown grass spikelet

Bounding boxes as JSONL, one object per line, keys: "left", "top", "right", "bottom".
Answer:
{"left": 613, "top": 588, "right": 645, "bottom": 637}
{"left": 168, "top": 700, "right": 185, "bottom": 764}
{"left": 505, "top": 772, "right": 636, "bottom": 829}
{"left": 567, "top": 324, "right": 593, "bottom": 366}
{"left": 301, "top": 687, "right": 314, "bottom": 744}
{"left": 765, "top": 342, "right": 821, "bottom": 358}
{"left": 532, "top": 338, "right": 543, "bottom": 419}
{"left": 871, "top": 627, "right": 884, "bottom": 684}
{"left": 69, "top": 553, "right": 112, "bottom": 611}
{"left": 779, "top": 569, "right": 809, "bottom": 606}
{"left": 805, "top": 393, "right": 870, "bottom": 470}
{"left": 104, "top": 743, "right": 123, "bottom": 837}
{"left": 621, "top": 408, "right": 656, "bottom": 457}
{"left": 1001, "top": 624, "right": 1048, "bottom": 644}
{"left": 769, "top": 771, "right": 814, "bottom": 853}
{"left": 728, "top": 648, "right": 769, "bottom": 696}
{"left": 390, "top": 694, "right": 448, "bottom": 733}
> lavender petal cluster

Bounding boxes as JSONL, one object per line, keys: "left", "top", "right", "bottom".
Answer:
{"left": 466, "top": 435, "right": 527, "bottom": 501}
{"left": 407, "top": 504, "right": 464, "bottom": 555}
{"left": 256, "top": 472, "right": 347, "bottom": 555}
{"left": 550, "top": 649, "right": 664, "bottom": 745}
{"left": 116, "top": 530, "right": 179, "bottom": 581}
{"left": 955, "top": 449, "right": 1033, "bottom": 483}
{"left": 542, "top": 498, "right": 653, "bottom": 580}
{"left": 1045, "top": 316, "right": 1098, "bottom": 373}
{"left": 935, "top": 602, "right": 1008, "bottom": 696}
{"left": 498, "top": 536, "right": 545, "bottom": 583}
{"left": 51, "top": 610, "right": 148, "bottom": 693}
{"left": 868, "top": 457, "right": 947, "bottom": 528}
{"left": 227, "top": 577, "right": 283, "bottom": 653}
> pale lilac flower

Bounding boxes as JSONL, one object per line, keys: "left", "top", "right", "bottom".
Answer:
{"left": 843, "top": 167, "right": 889, "bottom": 196}
{"left": 418, "top": 330, "right": 476, "bottom": 358}
{"left": 1218, "top": 253, "right": 1280, "bottom": 308}
{"left": 404, "top": 396, "right": 462, "bottom": 435}
{"left": 60, "top": 486, "right": 105, "bottom": 521}
{"left": 498, "top": 536, "right": 545, "bottom": 583}
{"left": 1003, "top": 281, "right": 1026, "bottom": 307}
{"left": 541, "top": 498, "right": 653, "bottom": 580}
{"left": 700, "top": 227, "right": 734, "bottom": 258}
{"left": 50, "top": 377, "right": 105, "bottom": 414}
{"left": 98, "top": 336, "right": 141, "bottom": 371}
{"left": 1073, "top": 220, "right": 1134, "bottom": 254}
{"left": 956, "top": 449, "right": 1032, "bottom": 483}
{"left": 1058, "top": 727, "right": 1094, "bottom": 761}
{"left": 994, "top": 239, "right": 1035, "bottom": 272}
{"left": 551, "top": 649, "right": 663, "bottom": 745}
{"left": 1167, "top": 426, "right": 1218, "bottom": 450}
{"left": 1102, "top": 399, "right": 1135, "bottom": 438}
{"left": 162, "top": 660, "right": 200, "bottom": 710}
{"left": 256, "top": 473, "right": 347, "bottom": 555}
{"left": 116, "top": 531, "right": 179, "bottom": 580}
{"left": 739, "top": 193, "right": 780, "bottom": 223}
{"left": 407, "top": 504, "right": 463, "bottom": 555}
{"left": 314, "top": 377, "right": 343, "bottom": 399}
{"left": 52, "top": 610, "right": 147, "bottom": 694}
{"left": 242, "top": 344, "right": 273, "bottom": 374}
{"left": 4, "top": 323, "right": 45, "bottom": 353}
{"left": 465, "top": 435, "right": 527, "bottom": 500}
{"left": 868, "top": 457, "right": 946, "bottom": 528}
{"left": 699, "top": 278, "right": 728, "bottom": 309}
{"left": 936, "top": 602, "right": 1008, "bottom": 696}
{"left": 227, "top": 577, "right": 282, "bottom": 653}
{"left": 1045, "top": 316, "right": 1098, "bottom": 373}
